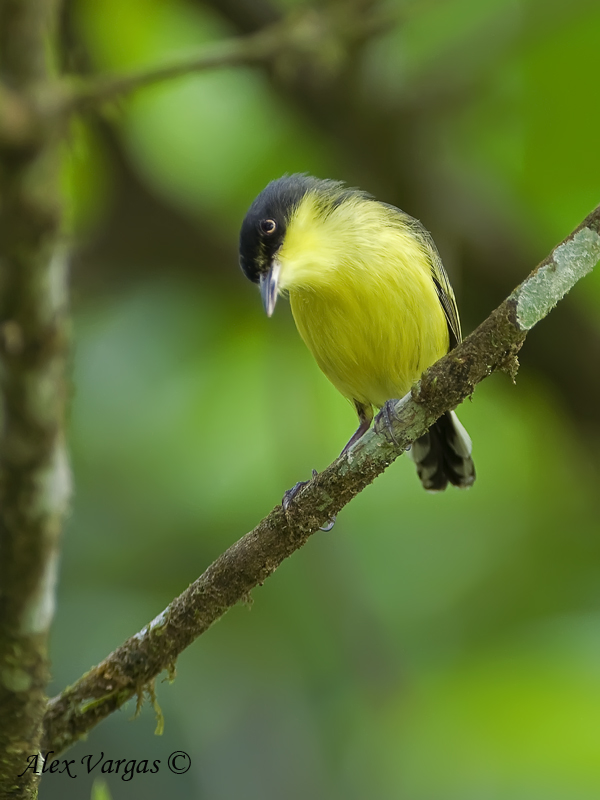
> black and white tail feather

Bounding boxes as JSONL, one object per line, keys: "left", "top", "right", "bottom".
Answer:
{"left": 410, "top": 410, "right": 475, "bottom": 492}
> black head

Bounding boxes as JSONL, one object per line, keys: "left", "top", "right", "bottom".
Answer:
{"left": 239, "top": 174, "right": 322, "bottom": 283}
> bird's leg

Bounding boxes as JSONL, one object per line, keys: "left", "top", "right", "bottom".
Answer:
{"left": 282, "top": 470, "right": 335, "bottom": 531}
{"left": 374, "top": 399, "right": 401, "bottom": 446}
{"left": 341, "top": 401, "right": 374, "bottom": 455}
{"left": 282, "top": 402, "right": 373, "bottom": 532}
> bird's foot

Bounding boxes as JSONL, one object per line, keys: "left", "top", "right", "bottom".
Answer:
{"left": 282, "top": 472, "right": 315, "bottom": 512}
{"left": 319, "top": 516, "right": 336, "bottom": 532}
{"left": 282, "top": 469, "right": 336, "bottom": 531}
{"left": 374, "top": 399, "right": 401, "bottom": 446}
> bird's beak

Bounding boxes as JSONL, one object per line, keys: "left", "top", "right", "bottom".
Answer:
{"left": 259, "top": 259, "right": 281, "bottom": 317}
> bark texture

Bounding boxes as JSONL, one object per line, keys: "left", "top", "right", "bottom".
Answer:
{"left": 0, "top": 0, "right": 70, "bottom": 796}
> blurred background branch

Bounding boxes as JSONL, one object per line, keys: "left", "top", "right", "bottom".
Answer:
{"left": 60, "top": 1, "right": 391, "bottom": 112}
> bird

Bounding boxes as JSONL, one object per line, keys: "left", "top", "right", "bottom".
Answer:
{"left": 239, "top": 174, "right": 475, "bottom": 491}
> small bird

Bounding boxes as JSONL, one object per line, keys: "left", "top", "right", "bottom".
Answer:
{"left": 239, "top": 174, "right": 475, "bottom": 491}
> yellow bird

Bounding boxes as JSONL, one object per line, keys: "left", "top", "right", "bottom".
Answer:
{"left": 239, "top": 174, "right": 475, "bottom": 491}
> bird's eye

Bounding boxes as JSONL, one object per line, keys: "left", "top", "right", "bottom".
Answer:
{"left": 260, "top": 219, "right": 277, "bottom": 235}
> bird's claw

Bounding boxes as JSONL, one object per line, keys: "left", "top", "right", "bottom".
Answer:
{"left": 374, "top": 399, "right": 400, "bottom": 446}
{"left": 282, "top": 469, "right": 336, "bottom": 531}
{"left": 319, "top": 515, "right": 336, "bottom": 532}
{"left": 282, "top": 475, "right": 313, "bottom": 512}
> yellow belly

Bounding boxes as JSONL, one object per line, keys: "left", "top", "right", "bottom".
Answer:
{"left": 289, "top": 271, "right": 449, "bottom": 408}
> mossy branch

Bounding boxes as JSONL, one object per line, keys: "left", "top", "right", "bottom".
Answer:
{"left": 42, "top": 205, "right": 600, "bottom": 755}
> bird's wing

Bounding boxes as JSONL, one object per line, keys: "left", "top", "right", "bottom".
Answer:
{"left": 407, "top": 215, "right": 462, "bottom": 348}
{"left": 380, "top": 202, "right": 462, "bottom": 348}
{"left": 430, "top": 254, "right": 462, "bottom": 348}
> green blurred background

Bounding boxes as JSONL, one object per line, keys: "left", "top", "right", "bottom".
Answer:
{"left": 44, "top": 0, "right": 600, "bottom": 797}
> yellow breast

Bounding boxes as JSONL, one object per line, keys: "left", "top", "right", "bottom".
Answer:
{"left": 279, "top": 193, "right": 450, "bottom": 408}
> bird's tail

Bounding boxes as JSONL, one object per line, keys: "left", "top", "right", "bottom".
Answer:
{"left": 410, "top": 410, "right": 475, "bottom": 492}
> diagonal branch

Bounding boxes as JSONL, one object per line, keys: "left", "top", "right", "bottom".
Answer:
{"left": 42, "top": 206, "right": 600, "bottom": 755}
